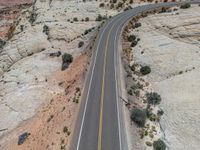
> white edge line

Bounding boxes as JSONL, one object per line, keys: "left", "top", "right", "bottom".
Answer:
{"left": 76, "top": 19, "right": 114, "bottom": 150}
{"left": 114, "top": 20, "right": 123, "bottom": 150}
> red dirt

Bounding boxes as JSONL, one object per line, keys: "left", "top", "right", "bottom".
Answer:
{"left": 0, "top": 53, "right": 89, "bottom": 150}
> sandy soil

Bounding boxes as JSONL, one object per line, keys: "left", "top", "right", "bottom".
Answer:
{"left": 0, "top": 53, "right": 89, "bottom": 150}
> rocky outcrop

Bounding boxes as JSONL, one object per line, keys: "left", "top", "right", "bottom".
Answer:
{"left": 132, "top": 5, "right": 200, "bottom": 150}
{"left": 0, "top": 0, "right": 34, "bottom": 40}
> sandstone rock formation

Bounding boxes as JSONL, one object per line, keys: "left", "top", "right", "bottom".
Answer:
{"left": 132, "top": 5, "right": 200, "bottom": 149}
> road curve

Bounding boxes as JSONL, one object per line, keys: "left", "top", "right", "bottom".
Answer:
{"left": 70, "top": 1, "right": 199, "bottom": 150}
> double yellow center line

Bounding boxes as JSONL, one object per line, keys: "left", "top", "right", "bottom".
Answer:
{"left": 97, "top": 23, "right": 116, "bottom": 150}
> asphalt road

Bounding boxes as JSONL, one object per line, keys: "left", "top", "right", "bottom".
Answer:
{"left": 71, "top": 1, "right": 200, "bottom": 150}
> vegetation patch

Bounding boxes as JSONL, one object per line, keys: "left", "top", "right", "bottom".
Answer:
{"left": 153, "top": 139, "right": 166, "bottom": 150}
{"left": 140, "top": 66, "right": 151, "bottom": 75}
{"left": 61, "top": 53, "right": 73, "bottom": 71}
{"left": 0, "top": 39, "right": 6, "bottom": 49}
{"left": 180, "top": 3, "right": 191, "bottom": 9}
{"left": 78, "top": 41, "right": 84, "bottom": 48}
{"left": 146, "top": 92, "right": 161, "bottom": 105}
{"left": 131, "top": 108, "right": 147, "bottom": 127}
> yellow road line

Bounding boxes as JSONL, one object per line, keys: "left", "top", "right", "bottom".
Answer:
{"left": 97, "top": 23, "right": 116, "bottom": 150}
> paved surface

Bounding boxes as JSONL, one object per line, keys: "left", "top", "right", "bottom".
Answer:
{"left": 71, "top": 1, "right": 200, "bottom": 150}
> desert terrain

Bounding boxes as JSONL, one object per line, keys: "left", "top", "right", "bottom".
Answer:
{"left": 0, "top": 0, "right": 199, "bottom": 150}
{"left": 126, "top": 4, "right": 200, "bottom": 150}
{"left": 0, "top": 0, "right": 117, "bottom": 149}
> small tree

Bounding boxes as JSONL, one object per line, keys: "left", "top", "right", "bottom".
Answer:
{"left": 140, "top": 66, "right": 151, "bottom": 75}
{"left": 153, "top": 139, "right": 166, "bottom": 150}
{"left": 0, "top": 39, "right": 6, "bottom": 49}
{"left": 61, "top": 53, "right": 73, "bottom": 70}
{"left": 78, "top": 41, "right": 84, "bottom": 48}
{"left": 130, "top": 40, "right": 138, "bottom": 47}
{"left": 85, "top": 17, "right": 89, "bottom": 21}
{"left": 180, "top": 3, "right": 191, "bottom": 9}
{"left": 99, "top": 3, "right": 105, "bottom": 7}
{"left": 73, "top": 17, "right": 78, "bottom": 22}
{"left": 96, "top": 14, "right": 103, "bottom": 21}
{"left": 43, "top": 25, "right": 49, "bottom": 36}
{"left": 131, "top": 108, "right": 146, "bottom": 127}
{"left": 135, "top": 22, "right": 142, "bottom": 28}
{"left": 62, "top": 53, "right": 73, "bottom": 64}
{"left": 146, "top": 92, "right": 161, "bottom": 105}
{"left": 128, "top": 35, "right": 136, "bottom": 42}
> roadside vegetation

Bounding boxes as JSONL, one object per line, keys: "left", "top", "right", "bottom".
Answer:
{"left": 0, "top": 39, "right": 6, "bottom": 49}
{"left": 121, "top": 7, "right": 169, "bottom": 149}
{"left": 131, "top": 108, "right": 146, "bottom": 127}
{"left": 61, "top": 53, "right": 73, "bottom": 71}
{"left": 180, "top": 3, "right": 191, "bottom": 9}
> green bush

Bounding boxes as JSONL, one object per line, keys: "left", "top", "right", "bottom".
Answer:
{"left": 73, "top": 17, "right": 78, "bottom": 22}
{"left": 130, "top": 40, "right": 138, "bottom": 47}
{"left": 180, "top": 3, "right": 191, "bottom": 9}
{"left": 85, "top": 17, "right": 89, "bottom": 21}
{"left": 78, "top": 41, "right": 84, "bottom": 48}
{"left": 146, "top": 92, "right": 161, "bottom": 105}
{"left": 110, "top": 0, "right": 117, "bottom": 3}
{"left": 131, "top": 108, "right": 146, "bottom": 127}
{"left": 128, "top": 89, "right": 133, "bottom": 95}
{"left": 43, "top": 25, "right": 49, "bottom": 36}
{"left": 96, "top": 14, "right": 103, "bottom": 21}
{"left": 140, "top": 66, "right": 151, "bottom": 75}
{"left": 128, "top": 35, "right": 136, "bottom": 42}
{"left": 29, "top": 12, "right": 37, "bottom": 24}
{"left": 117, "top": 2, "right": 123, "bottom": 8}
{"left": 0, "top": 39, "right": 6, "bottom": 49}
{"left": 153, "top": 139, "right": 166, "bottom": 150}
{"left": 99, "top": 3, "right": 105, "bottom": 7}
{"left": 62, "top": 53, "right": 73, "bottom": 64}
{"left": 135, "top": 22, "right": 142, "bottom": 28}
{"left": 62, "top": 53, "right": 73, "bottom": 70}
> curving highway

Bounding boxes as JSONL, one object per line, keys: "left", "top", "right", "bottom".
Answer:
{"left": 70, "top": 1, "right": 199, "bottom": 150}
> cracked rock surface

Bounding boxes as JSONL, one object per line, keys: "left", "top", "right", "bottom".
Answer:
{"left": 132, "top": 5, "right": 200, "bottom": 150}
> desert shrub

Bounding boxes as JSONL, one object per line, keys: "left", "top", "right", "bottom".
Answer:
{"left": 110, "top": 3, "right": 114, "bottom": 9}
{"left": 135, "top": 22, "right": 142, "bottom": 28}
{"left": 153, "top": 139, "right": 166, "bottom": 150}
{"left": 180, "top": 3, "right": 191, "bottom": 9}
{"left": 131, "top": 108, "right": 146, "bottom": 127}
{"left": 63, "top": 126, "right": 68, "bottom": 133}
{"left": 61, "top": 53, "right": 73, "bottom": 70}
{"left": 96, "top": 14, "right": 103, "bottom": 21}
{"left": 128, "top": 89, "right": 133, "bottom": 95}
{"left": 163, "top": 0, "right": 168, "bottom": 2}
{"left": 99, "top": 3, "right": 105, "bottom": 7}
{"left": 128, "top": 34, "right": 136, "bottom": 42}
{"left": 157, "top": 109, "right": 164, "bottom": 116}
{"left": 73, "top": 17, "right": 78, "bottom": 22}
{"left": 20, "top": 25, "right": 24, "bottom": 32}
{"left": 29, "top": 12, "right": 37, "bottom": 24}
{"left": 85, "top": 17, "right": 89, "bottom": 21}
{"left": 0, "top": 39, "right": 6, "bottom": 49}
{"left": 129, "top": 0, "right": 133, "bottom": 4}
{"left": 84, "top": 30, "right": 88, "bottom": 35}
{"left": 62, "top": 53, "right": 73, "bottom": 64}
{"left": 146, "top": 92, "right": 161, "bottom": 105}
{"left": 130, "top": 40, "right": 138, "bottom": 47}
{"left": 117, "top": 2, "right": 123, "bottom": 8}
{"left": 110, "top": 0, "right": 117, "bottom": 3}
{"left": 78, "top": 41, "right": 84, "bottom": 48}
{"left": 43, "top": 25, "right": 49, "bottom": 36}
{"left": 140, "top": 66, "right": 151, "bottom": 75}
